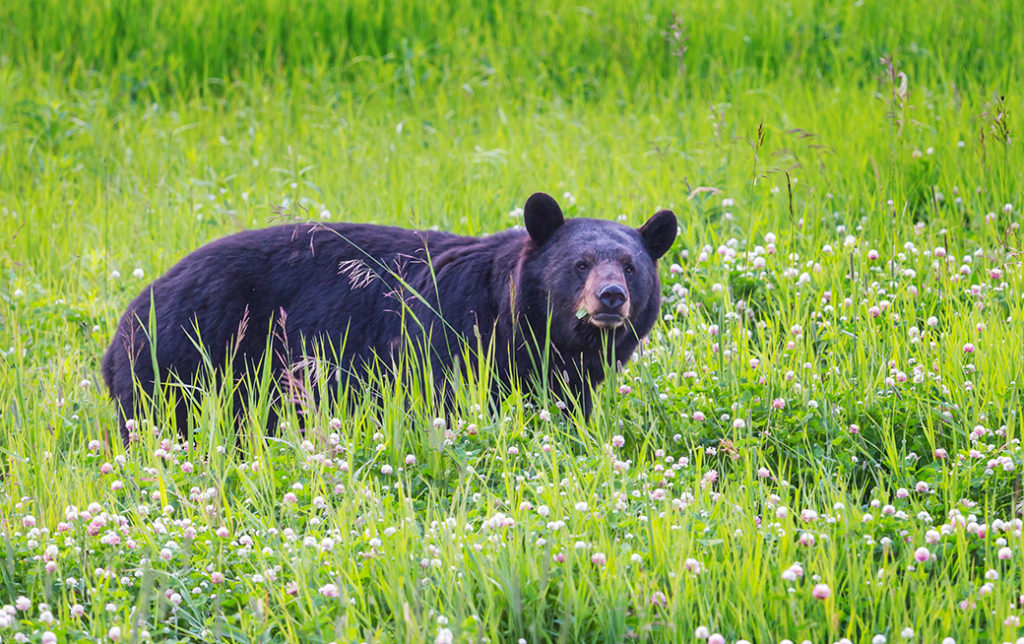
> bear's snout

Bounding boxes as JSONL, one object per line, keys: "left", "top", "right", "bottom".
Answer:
{"left": 598, "top": 284, "right": 627, "bottom": 311}
{"left": 580, "top": 264, "right": 630, "bottom": 328}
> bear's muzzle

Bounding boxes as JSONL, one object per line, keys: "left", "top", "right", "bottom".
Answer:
{"left": 581, "top": 266, "right": 630, "bottom": 328}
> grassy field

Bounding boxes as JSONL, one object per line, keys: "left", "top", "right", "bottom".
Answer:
{"left": 3, "top": 0, "right": 1024, "bottom": 641}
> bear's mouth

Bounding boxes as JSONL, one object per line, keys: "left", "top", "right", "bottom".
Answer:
{"left": 588, "top": 312, "right": 626, "bottom": 328}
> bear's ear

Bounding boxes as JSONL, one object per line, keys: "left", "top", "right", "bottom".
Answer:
{"left": 638, "top": 210, "right": 678, "bottom": 260}
{"left": 524, "top": 192, "right": 564, "bottom": 245}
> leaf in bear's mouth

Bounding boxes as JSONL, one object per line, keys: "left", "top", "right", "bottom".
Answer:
{"left": 576, "top": 307, "right": 588, "bottom": 319}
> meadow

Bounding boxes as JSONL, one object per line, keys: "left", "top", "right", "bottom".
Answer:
{"left": 2, "top": 0, "right": 1024, "bottom": 641}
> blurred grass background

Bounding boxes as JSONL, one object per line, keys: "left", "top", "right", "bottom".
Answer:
{"left": 4, "top": 0, "right": 1022, "bottom": 97}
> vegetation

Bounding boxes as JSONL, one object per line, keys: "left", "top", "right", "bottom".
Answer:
{"left": 2, "top": 0, "right": 1023, "bottom": 641}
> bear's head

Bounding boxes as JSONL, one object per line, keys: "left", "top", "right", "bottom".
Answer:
{"left": 521, "top": 192, "right": 677, "bottom": 350}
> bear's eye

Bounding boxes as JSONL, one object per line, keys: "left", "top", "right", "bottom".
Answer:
{"left": 623, "top": 263, "right": 635, "bottom": 275}
{"left": 575, "top": 261, "right": 589, "bottom": 272}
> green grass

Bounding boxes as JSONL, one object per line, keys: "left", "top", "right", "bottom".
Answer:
{"left": 2, "top": 0, "right": 1024, "bottom": 641}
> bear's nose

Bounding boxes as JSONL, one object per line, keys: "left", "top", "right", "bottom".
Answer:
{"left": 598, "top": 284, "right": 627, "bottom": 310}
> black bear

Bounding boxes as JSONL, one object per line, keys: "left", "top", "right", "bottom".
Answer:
{"left": 102, "top": 192, "right": 677, "bottom": 445}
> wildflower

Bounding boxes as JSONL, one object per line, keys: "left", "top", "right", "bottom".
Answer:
{"left": 695, "top": 626, "right": 709, "bottom": 639}
{"left": 591, "top": 552, "right": 607, "bottom": 566}
{"left": 651, "top": 591, "right": 667, "bottom": 606}
{"left": 999, "top": 547, "right": 1013, "bottom": 560}
{"left": 319, "top": 583, "right": 340, "bottom": 598}
{"left": 914, "top": 547, "right": 930, "bottom": 562}
{"left": 782, "top": 562, "right": 804, "bottom": 581}
{"left": 436, "top": 628, "right": 454, "bottom": 644}
{"left": 700, "top": 469, "right": 718, "bottom": 488}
